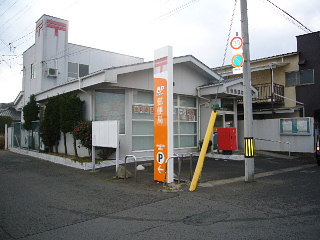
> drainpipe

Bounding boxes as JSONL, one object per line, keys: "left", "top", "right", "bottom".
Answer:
{"left": 269, "top": 63, "right": 275, "bottom": 117}
{"left": 78, "top": 77, "right": 88, "bottom": 93}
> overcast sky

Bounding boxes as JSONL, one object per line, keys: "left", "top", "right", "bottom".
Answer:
{"left": 0, "top": 0, "right": 319, "bottom": 103}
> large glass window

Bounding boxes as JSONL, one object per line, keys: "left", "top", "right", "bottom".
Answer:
{"left": 132, "top": 91, "right": 198, "bottom": 151}
{"left": 174, "top": 95, "right": 197, "bottom": 148}
{"left": 285, "top": 69, "right": 314, "bottom": 87}
{"left": 132, "top": 91, "right": 154, "bottom": 151}
{"left": 95, "top": 89, "right": 125, "bottom": 134}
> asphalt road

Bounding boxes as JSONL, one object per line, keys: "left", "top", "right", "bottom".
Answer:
{"left": 0, "top": 150, "right": 319, "bottom": 239}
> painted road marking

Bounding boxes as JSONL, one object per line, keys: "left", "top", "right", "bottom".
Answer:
{"left": 199, "top": 164, "right": 317, "bottom": 187}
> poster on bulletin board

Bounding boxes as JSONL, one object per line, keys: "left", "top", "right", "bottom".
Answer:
{"left": 280, "top": 118, "right": 311, "bottom": 135}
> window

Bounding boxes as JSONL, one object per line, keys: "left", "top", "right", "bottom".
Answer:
{"left": 132, "top": 91, "right": 198, "bottom": 151}
{"left": 95, "top": 89, "right": 125, "bottom": 134}
{"left": 31, "top": 63, "right": 36, "bottom": 79}
{"left": 68, "top": 62, "right": 89, "bottom": 79}
{"left": 285, "top": 69, "right": 314, "bottom": 87}
{"left": 174, "top": 95, "right": 197, "bottom": 148}
{"left": 132, "top": 91, "right": 154, "bottom": 151}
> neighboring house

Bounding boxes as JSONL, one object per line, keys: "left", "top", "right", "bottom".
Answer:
{"left": 296, "top": 31, "right": 320, "bottom": 130}
{"left": 0, "top": 107, "right": 21, "bottom": 122}
{"left": 213, "top": 52, "right": 303, "bottom": 119}
{"left": 212, "top": 31, "right": 320, "bottom": 154}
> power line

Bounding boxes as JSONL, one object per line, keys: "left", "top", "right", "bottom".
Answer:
{"left": 9, "top": 30, "right": 34, "bottom": 45}
{"left": 262, "top": 0, "right": 313, "bottom": 34}
{"left": 0, "top": 0, "right": 7, "bottom": 8}
{"left": 0, "top": 0, "right": 37, "bottom": 35}
{"left": 0, "top": 0, "right": 20, "bottom": 18}
{"left": 221, "top": 0, "right": 238, "bottom": 68}
{"left": 155, "top": 0, "right": 200, "bottom": 21}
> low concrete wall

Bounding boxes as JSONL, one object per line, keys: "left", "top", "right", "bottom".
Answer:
{"left": 10, "top": 148, "right": 113, "bottom": 170}
{"left": 9, "top": 147, "right": 153, "bottom": 171}
{"left": 238, "top": 118, "right": 314, "bottom": 153}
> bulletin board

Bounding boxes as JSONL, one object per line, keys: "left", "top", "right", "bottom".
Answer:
{"left": 280, "top": 118, "right": 311, "bottom": 135}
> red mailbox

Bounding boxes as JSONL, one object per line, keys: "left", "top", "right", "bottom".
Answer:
{"left": 217, "top": 127, "right": 238, "bottom": 151}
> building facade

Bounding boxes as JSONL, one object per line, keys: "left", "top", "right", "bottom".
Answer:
{"left": 296, "top": 32, "right": 320, "bottom": 126}
{"left": 16, "top": 15, "right": 256, "bottom": 158}
{"left": 16, "top": 15, "right": 316, "bottom": 158}
{"left": 213, "top": 52, "right": 303, "bottom": 119}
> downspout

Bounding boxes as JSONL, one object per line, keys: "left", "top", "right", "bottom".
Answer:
{"left": 269, "top": 63, "right": 275, "bottom": 117}
{"left": 78, "top": 77, "right": 88, "bottom": 94}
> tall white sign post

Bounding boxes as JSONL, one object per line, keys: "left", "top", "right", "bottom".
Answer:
{"left": 153, "top": 46, "right": 174, "bottom": 183}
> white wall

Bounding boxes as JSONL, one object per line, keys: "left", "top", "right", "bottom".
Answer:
{"left": 57, "top": 132, "right": 90, "bottom": 157}
{"left": 238, "top": 118, "right": 314, "bottom": 153}
{"left": 68, "top": 44, "right": 144, "bottom": 74}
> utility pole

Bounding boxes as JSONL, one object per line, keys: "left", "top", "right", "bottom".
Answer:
{"left": 240, "top": 0, "right": 255, "bottom": 182}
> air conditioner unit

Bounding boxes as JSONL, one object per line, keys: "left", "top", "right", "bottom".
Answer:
{"left": 47, "top": 68, "right": 58, "bottom": 78}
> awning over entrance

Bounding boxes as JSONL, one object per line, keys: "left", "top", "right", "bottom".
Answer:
{"left": 198, "top": 78, "right": 258, "bottom": 99}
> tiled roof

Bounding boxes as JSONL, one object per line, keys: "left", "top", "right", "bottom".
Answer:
{"left": 199, "top": 77, "right": 242, "bottom": 87}
{"left": 0, "top": 107, "right": 21, "bottom": 121}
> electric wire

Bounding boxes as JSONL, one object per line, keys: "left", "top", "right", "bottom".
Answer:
{"left": 213, "top": 0, "right": 238, "bottom": 104}
{"left": 0, "top": 0, "right": 7, "bottom": 8}
{"left": 221, "top": 0, "right": 238, "bottom": 68}
{"left": 0, "top": 0, "right": 84, "bottom": 77}
{"left": 155, "top": 0, "right": 200, "bottom": 21}
{"left": 0, "top": 0, "right": 37, "bottom": 35}
{"left": 262, "top": 0, "right": 313, "bottom": 34}
{"left": 9, "top": 30, "right": 34, "bottom": 45}
{"left": 0, "top": 0, "right": 20, "bottom": 18}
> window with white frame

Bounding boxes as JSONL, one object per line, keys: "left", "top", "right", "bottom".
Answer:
{"left": 68, "top": 62, "right": 89, "bottom": 79}
{"left": 174, "top": 95, "right": 197, "bottom": 148}
{"left": 31, "top": 63, "right": 36, "bottom": 79}
{"left": 132, "top": 91, "right": 154, "bottom": 151}
{"left": 132, "top": 91, "right": 197, "bottom": 151}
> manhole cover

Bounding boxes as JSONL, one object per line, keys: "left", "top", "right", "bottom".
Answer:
{"left": 183, "top": 210, "right": 229, "bottom": 226}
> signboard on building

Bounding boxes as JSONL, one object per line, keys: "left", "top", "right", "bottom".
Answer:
{"left": 154, "top": 46, "right": 174, "bottom": 183}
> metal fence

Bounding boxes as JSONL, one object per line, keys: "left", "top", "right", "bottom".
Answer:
{"left": 12, "top": 121, "right": 40, "bottom": 151}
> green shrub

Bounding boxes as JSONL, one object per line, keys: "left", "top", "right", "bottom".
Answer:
{"left": 73, "top": 121, "right": 92, "bottom": 156}
{"left": 97, "top": 147, "right": 116, "bottom": 160}
{"left": 23, "top": 95, "right": 39, "bottom": 130}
